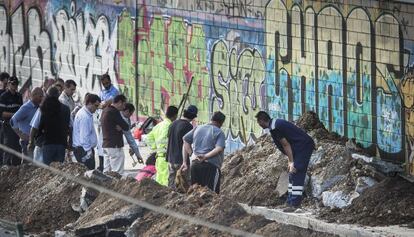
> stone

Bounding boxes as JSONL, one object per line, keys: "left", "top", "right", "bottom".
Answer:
{"left": 322, "top": 191, "right": 360, "bottom": 209}
{"left": 309, "top": 147, "right": 325, "bottom": 168}
{"left": 355, "top": 177, "right": 378, "bottom": 194}
{"left": 276, "top": 171, "right": 289, "bottom": 197}
{"left": 73, "top": 206, "right": 143, "bottom": 237}
{"left": 310, "top": 174, "right": 346, "bottom": 198}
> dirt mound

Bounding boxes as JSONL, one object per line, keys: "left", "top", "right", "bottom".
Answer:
{"left": 320, "top": 177, "right": 414, "bottom": 226}
{"left": 296, "top": 111, "right": 325, "bottom": 131}
{"left": 0, "top": 163, "right": 86, "bottom": 233}
{"left": 67, "top": 177, "right": 334, "bottom": 237}
{"left": 296, "top": 111, "right": 347, "bottom": 144}
{"left": 221, "top": 135, "right": 288, "bottom": 206}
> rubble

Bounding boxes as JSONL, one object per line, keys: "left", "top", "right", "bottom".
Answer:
{"left": 220, "top": 111, "right": 413, "bottom": 225}
{"left": 0, "top": 163, "right": 86, "bottom": 233}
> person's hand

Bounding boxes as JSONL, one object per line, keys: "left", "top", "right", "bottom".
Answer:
{"left": 129, "top": 148, "right": 134, "bottom": 156}
{"left": 115, "top": 125, "right": 122, "bottom": 131}
{"left": 180, "top": 163, "right": 188, "bottom": 172}
{"left": 136, "top": 154, "right": 144, "bottom": 164}
{"left": 288, "top": 162, "right": 296, "bottom": 173}
{"left": 19, "top": 133, "right": 29, "bottom": 141}
{"left": 27, "top": 142, "right": 34, "bottom": 152}
{"left": 197, "top": 154, "right": 207, "bottom": 162}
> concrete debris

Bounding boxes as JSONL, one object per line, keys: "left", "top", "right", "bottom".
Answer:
{"left": 73, "top": 206, "right": 143, "bottom": 237}
{"left": 310, "top": 174, "right": 347, "bottom": 199}
{"left": 355, "top": 177, "right": 378, "bottom": 194}
{"left": 322, "top": 191, "right": 360, "bottom": 209}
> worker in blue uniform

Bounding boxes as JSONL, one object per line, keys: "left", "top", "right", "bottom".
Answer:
{"left": 255, "top": 111, "right": 315, "bottom": 212}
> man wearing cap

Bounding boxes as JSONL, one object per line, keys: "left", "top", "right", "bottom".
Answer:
{"left": 166, "top": 105, "right": 198, "bottom": 189}
{"left": 0, "top": 76, "right": 23, "bottom": 165}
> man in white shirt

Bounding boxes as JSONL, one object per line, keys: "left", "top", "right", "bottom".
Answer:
{"left": 59, "top": 79, "right": 77, "bottom": 113}
{"left": 72, "top": 94, "right": 101, "bottom": 170}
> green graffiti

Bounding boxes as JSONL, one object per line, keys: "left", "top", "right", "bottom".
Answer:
{"left": 118, "top": 10, "right": 136, "bottom": 104}
{"left": 136, "top": 13, "right": 208, "bottom": 122}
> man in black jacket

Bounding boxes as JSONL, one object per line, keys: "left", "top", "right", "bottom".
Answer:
{"left": 0, "top": 76, "right": 23, "bottom": 165}
{"left": 100, "top": 94, "right": 129, "bottom": 174}
{"left": 166, "top": 105, "right": 198, "bottom": 188}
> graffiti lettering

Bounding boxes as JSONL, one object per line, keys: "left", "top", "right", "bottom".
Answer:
{"left": 0, "top": 5, "right": 52, "bottom": 90}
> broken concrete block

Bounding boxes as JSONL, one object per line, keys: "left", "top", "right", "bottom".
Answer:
{"left": 351, "top": 153, "right": 373, "bottom": 163}
{"left": 310, "top": 174, "right": 346, "bottom": 198}
{"left": 309, "top": 147, "right": 325, "bottom": 168}
{"left": 74, "top": 205, "right": 143, "bottom": 237}
{"left": 355, "top": 176, "right": 378, "bottom": 194}
{"left": 322, "top": 191, "right": 359, "bottom": 208}
{"left": 276, "top": 171, "right": 289, "bottom": 197}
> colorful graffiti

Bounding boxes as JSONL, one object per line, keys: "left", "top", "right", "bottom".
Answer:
{"left": 1, "top": 0, "right": 414, "bottom": 174}
{"left": 135, "top": 5, "right": 209, "bottom": 122}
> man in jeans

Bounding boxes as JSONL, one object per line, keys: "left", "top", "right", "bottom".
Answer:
{"left": 38, "top": 86, "right": 71, "bottom": 165}
{"left": 181, "top": 111, "right": 226, "bottom": 194}
{"left": 100, "top": 94, "right": 129, "bottom": 174}
{"left": 72, "top": 94, "right": 101, "bottom": 170}
{"left": 166, "top": 105, "right": 198, "bottom": 189}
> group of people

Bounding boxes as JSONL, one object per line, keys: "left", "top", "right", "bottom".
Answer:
{"left": 0, "top": 73, "right": 142, "bottom": 174}
{"left": 0, "top": 71, "right": 316, "bottom": 212}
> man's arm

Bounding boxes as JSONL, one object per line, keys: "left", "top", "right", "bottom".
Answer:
{"left": 198, "top": 131, "right": 225, "bottom": 161}
{"left": 181, "top": 141, "right": 193, "bottom": 171}
{"left": 115, "top": 111, "right": 129, "bottom": 131}
{"left": 11, "top": 105, "right": 29, "bottom": 140}
{"left": 123, "top": 130, "right": 142, "bottom": 159}
{"left": 28, "top": 127, "right": 38, "bottom": 151}
{"left": 198, "top": 146, "right": 224, "bottom": 161}
{"left": 1, "top": 112, "right": 15, "bottom": 120}
{"left": 280, "top": 138, "right": 296, "bottom": 173}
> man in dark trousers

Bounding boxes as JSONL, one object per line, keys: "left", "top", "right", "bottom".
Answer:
{"left": 0, "top": 76, "right": 23, "bottom": 165}
{"left": 182, "top": 111, "right": 226, "bottom": 194}
{"left": 255, "top": 111, "right": 315, "bottom": 212}
{"left": 166, "top": 105, "right": 198, "bottom": 189}
{"left": 0, "top": 72, "right": 10, "bottom": 163}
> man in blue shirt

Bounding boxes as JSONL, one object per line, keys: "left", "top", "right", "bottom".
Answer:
{"left": 72, "top": 94, "right": 101, "bottom": 170}
{"left": 100, "top": 74, "right": 119, "bottom": 107}
{"left": 97, "top": 73, "right": 119, "bottom": 171}
{"left": 256, "top": 111, "right": 315, "bottom": 212}
{"left": 11, "top": 87, "right": 43, "bottom": 156}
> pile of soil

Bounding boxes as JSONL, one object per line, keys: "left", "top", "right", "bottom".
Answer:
{"left": 220, "top": 135, "right": 288, "bottom": 206}
{"left": 0, "top": 163, "right": 86, "bottom": 233}
{"left": 320, "top": 177, "right": 414, "bottom": 226}
{"left": 70, "top": 177, "right": 335, "bottom": 237}
{"left": 295, "top": 111, "right": 347, "bottom": 144}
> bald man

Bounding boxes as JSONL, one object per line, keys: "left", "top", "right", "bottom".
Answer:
{"left": 11, "top": 87, "right": 44, "bottom": 157}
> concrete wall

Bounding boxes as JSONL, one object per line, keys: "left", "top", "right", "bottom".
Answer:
{"left": 1, "top": 0, "right": 414, "bottom": 175}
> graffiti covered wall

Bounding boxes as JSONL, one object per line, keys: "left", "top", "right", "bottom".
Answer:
{"left": 1, "top": 0, "right": 414, "bottom": 175}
